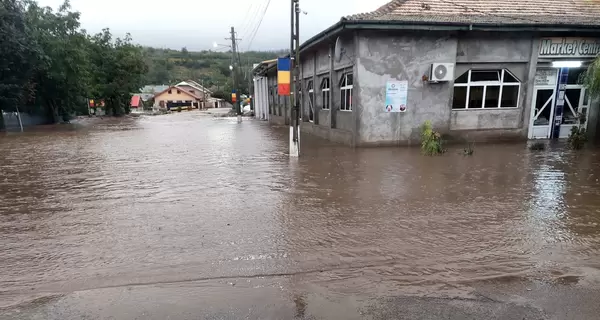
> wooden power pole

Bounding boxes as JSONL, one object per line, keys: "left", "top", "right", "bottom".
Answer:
{"left": 227, "top": 26, "right": 242, "bottom": 123}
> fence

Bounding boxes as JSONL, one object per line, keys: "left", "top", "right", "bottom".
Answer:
{"left": 1, "top": 112, "right": 47, "bottom": 131}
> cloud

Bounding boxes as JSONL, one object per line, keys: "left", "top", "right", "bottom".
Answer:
{"left": 36, "top": 0, "right": 389, "bottom": 50}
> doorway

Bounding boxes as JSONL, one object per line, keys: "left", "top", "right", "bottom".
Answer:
{"left": 528, "top": 67, "right": 590, "bottom": 139}
{"left": 529, "top": 87, "right": 556, "bottom": 139}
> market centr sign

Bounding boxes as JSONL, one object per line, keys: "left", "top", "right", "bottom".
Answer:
{"left": 539, "top": 38, "right": 600, "bottom": 58}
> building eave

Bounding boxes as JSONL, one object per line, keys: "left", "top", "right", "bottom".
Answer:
{"left": 299, "top": 19, "right": 600, "bottom": 54}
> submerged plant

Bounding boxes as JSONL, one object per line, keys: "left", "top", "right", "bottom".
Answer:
{"left": 421, "top": 120, "right": 444, "bottom": 155}
{"left": 567, "top": 112, "right": 587, "bottom": 150}
{"left": 463, "top": 143, "right": 474, "bottom": 156}
{"left": 529, "top": 141, "right": 546, "bottom": 151}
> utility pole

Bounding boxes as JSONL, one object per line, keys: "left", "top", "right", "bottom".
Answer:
{"left": 227, "top": 26, "right": 242, "bottom": 123}
{"left": 201, "top": 78, "right": 207, "bottom": 110}
{"left": 289, "top": 0, "right": 300, "bottom": 156}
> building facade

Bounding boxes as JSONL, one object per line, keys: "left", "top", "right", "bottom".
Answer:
{"left": 253, "top": 0, "right": 600, "bottom": 146}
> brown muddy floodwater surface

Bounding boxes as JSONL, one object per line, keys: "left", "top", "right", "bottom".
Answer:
{"left": 1, "top": 113, "right": 600, "bottom": 309}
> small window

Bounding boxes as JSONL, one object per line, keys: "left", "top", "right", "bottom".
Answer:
{"left": 470, "top": 70, "right": 500, "bottom": 82}
{"left": 340, "top": 73, "right": 353, "bottom": 111}
{"left": 501, "top": 86, "right": 519, "bottom": 108}
{"left": 321, "top": 77, "right": 330, "bottom": 110}
{"left": 168, "top": 89, "right": 172, "bottom": 94}
{"left": 177, "top": 90, "right": 181, "bottom": 94}
{"left": 452, "top": 69, "right": 520, "bottom": 109}
{"left": 307, "top": 80, "right": 314, "bottom": 122}
{"left": 484, "top": 86, "right": 500, "bottom": 108}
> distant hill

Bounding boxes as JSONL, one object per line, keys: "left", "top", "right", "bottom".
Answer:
{"left": 142, "top": 47, "right": 285, "bottom": 100}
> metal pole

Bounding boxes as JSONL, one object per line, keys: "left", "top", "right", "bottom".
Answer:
{"left": 288, "top": 0, "right": 300, "bottom": 156}
{"left": 15, "top": 105, "right": 23, "bottom": 132}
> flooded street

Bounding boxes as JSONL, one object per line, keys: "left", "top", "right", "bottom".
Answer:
{"left": 2, "top": 112, "right": 600, "bottom": 319}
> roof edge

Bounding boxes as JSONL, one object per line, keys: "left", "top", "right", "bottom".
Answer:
{"left": 299, "top": 19, "right": 600, "bottom": 53}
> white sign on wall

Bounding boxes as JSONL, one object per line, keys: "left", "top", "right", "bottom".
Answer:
{"left": 539, "top": 37, "right": 600, "bottom": 58}
{"left": 385, "top": 80, "right": 408, "bottom": 113}
{"left": 534, "top": 69, "right": 557, "bottom": 86}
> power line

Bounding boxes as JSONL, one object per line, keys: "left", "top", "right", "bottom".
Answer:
{"left": 239, "top": 0, "right": 267, "bottom": 40}
{"left": 238, "top": 1, "right": 259, "bottom": 38}
{"left": 245, "top": 0, "right": 272, "bottom": 52}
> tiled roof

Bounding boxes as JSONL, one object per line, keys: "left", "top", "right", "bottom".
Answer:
{"left": 345, "top": 0, "right": 600, "bottom": 26}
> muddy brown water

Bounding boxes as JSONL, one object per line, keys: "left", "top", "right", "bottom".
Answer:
{"left": 1, "top": 113, "right": 600, "bottom": 308}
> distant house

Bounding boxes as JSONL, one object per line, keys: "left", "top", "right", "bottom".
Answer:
{"left": 175, "top": 80, "right": 213, "bottom": 108}
{"left": 130, "top": 95, "right": 144, "bottom": 113}
{"left": 139, "top": 85, "right": 169, "bottom": 102}
{"left": 153, "top": 86, "right": 203, "bottom": 110}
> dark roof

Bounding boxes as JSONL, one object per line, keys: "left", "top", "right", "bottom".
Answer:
{"left": 345, "top": 0, "right": 600, "bottom": 26}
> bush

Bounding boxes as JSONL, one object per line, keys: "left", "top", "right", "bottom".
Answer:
{"left": 567, "top": 112, "right": 587, "bottom": 150}
{"left": 529, "top": 141, "right": 546, "bottom": 151}
{"left": 463, "top": 143, "right": 474, "bottom": 156}
{"left": 421, "top": 121, "right": 444, "bottom": 155}
{"left": 176, "top": 106, "right": 182, "bottom": 113}
{"left": 568, "top": 126, "right": 587, "bottom": 150}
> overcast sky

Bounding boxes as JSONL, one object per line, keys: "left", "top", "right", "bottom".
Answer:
{"left": 35, "top": 0, "right": 389, "bottom": 51}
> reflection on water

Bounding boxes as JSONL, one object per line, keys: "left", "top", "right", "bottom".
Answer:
{"left": 1, "top": 113, "right": 600, "bottom": 308}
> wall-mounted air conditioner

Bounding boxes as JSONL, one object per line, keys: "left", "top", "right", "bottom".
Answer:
{"left": 429, "top": 63, "right": 454, "bottom": 82}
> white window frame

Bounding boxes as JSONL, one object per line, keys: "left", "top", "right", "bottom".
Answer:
{"left": 340, "top": 73, "right": 353, "bottom": 111}
{"left": 307, "top": 80, "right": 314, "bottom": 122}
{"left": 321, "top": 77, "right": 330, "bottom": 110}
{"left": 453, "top": 69, "right": 521, "bottom": 110}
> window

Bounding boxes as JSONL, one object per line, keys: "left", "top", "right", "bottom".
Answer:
{"left": 321, "top": 78, "right": 330, "bottom": 110}
{"left": 177, "top": 89, "right": 181, "bottom": 94}
{"left": 452, "top": 69, "right": 521, "bottom": 109}
{"left": 168, "top": 89, "right": 172, "bottom": 94}
{"left": 307, "top": 80, "right": 314, "bottom": 122}
{"left": 340, "top": 73, "right": 353, "bottom": 111}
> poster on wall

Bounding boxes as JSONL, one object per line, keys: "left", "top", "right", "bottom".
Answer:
{"left": 385, "top": 80, "right": 408, "bottom": 113}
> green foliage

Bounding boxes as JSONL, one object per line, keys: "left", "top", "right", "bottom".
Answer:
{"left": 420, "top": 121, "right": 444, "bottom": 155}
{"left": 0, "top": 0, "right": 147, "bottom": 126}
{"left": 142, "top": 47, "right": 284, "bottom": 96}
{"left": 176, "top": 106, "right": 182, "bottom": 113}
{"left": 585, "top": 56, "right": 600, "bottom": 98}
{"left": 567, "top": 113, "right": 587, "bottom": 150}
{"left": 529, "top": 141, "right": 546, "bottom": 151}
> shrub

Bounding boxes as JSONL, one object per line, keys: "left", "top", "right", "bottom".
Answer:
{"left": 529, "top": 141, "right": 546, "bottom": 151}
{"left": 176, "top": 106, "right": 182, "bottom": 113}
{"left": 567, "top": 112, "right": 587, "bottom": 150}
{"left": 463, "top": 143, "right": 474, "bottom": 156}
{"left": 421, "top": 121, "right": 444, "bottom": 155}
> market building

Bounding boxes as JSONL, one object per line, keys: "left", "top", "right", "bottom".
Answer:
{"left": 252, "top": 0, "right": 600, "bottom": 146}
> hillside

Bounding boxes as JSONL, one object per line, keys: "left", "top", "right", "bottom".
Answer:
{"left": 143, "top": 47, "right": 285, "bottom": 99}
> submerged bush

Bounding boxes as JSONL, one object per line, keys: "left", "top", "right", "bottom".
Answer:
{"left": 463, "top": 143, "right": 474, "bottom": 156}
{"left": 529, "top": 141, "right": 546, "bottom": 151}
{"left": 567, "top": 112, "right": 587, "bottom": 150}
{"left": 421, "top": 121, "right": 444, "bottom": 155}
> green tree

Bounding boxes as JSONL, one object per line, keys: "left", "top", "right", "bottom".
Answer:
{"left": 585, "top": 57, "right": 600, "bottom": 97}
{"left": 0, "top": 0, "right": 37, "bottom": 128}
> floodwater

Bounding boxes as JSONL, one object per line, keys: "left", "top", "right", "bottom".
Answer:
{"left": 2, "top": 113, "right": 600, "bottom": 314}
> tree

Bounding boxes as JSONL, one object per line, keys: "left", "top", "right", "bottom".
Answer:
{"left": 0, "top": 0, "right": 37, "bottom": 128}
{"left": 585, "top": 57, "right": 600, "bottom": 98}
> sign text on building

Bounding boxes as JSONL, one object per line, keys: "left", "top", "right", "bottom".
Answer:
{"left": 539, "top": 38, "right": 600, "bottom": 58}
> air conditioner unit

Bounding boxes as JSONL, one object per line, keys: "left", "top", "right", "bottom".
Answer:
{"left": 429, "top": 63, "right": 454, "bottom": 82}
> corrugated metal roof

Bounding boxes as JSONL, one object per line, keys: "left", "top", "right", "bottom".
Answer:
{"left": 345, "top": 0, "right": 600, "bottom": 26}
